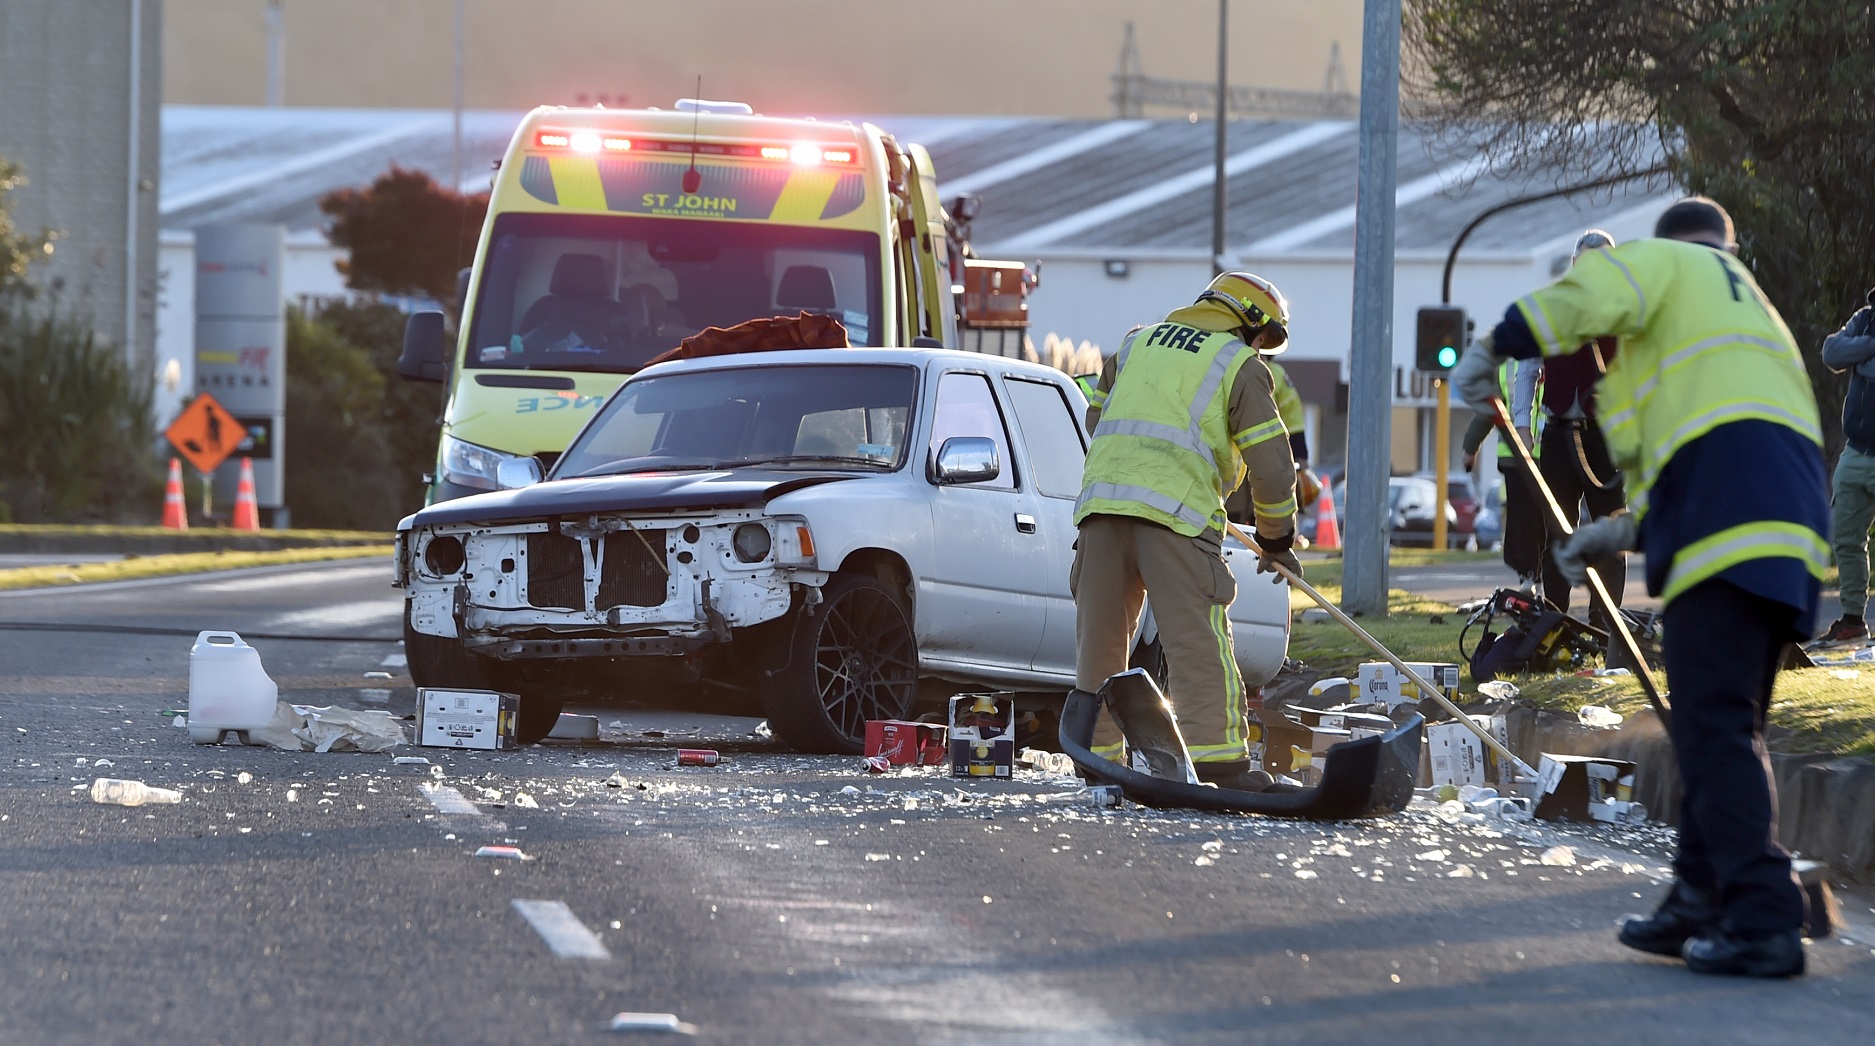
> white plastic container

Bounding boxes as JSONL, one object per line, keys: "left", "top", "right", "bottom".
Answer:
{"left": 188, "top": 631, "right": 278, "bottom": 744}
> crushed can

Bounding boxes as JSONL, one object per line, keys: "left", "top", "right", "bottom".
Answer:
{"left": 677, "top": 748, "right": 719, "bottom": 766}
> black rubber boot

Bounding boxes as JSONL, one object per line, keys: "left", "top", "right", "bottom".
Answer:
{"left": 1194, "top": 760, "right": 1276, "bottom": 793}
{"left": 1618, "top": 881, "right": 1718, "bottom": 958}
{"left": 1683, "top": 928, "right": 1806, "bottom": 978}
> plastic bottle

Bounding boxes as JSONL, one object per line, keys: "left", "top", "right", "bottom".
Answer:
{"left": 90, "top": 778, "right": 183, "bottom": 806}
{"left": 188, "top": 631, "right": 279, "bottom": 744}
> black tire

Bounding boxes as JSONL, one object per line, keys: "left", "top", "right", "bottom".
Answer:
{"left": 403, "top": 606, "right": 563, "bottom": 745}
{"left": 761, "top": 573, "right": 918, "bottom": 753}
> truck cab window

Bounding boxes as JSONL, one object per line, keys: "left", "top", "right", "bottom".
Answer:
{"left": 929, "top": 372, "right": 1016, "bottom": 490}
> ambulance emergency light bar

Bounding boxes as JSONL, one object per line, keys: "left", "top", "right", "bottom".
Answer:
{"left": 531, "top": 129, "right": 856, "bottom": 165}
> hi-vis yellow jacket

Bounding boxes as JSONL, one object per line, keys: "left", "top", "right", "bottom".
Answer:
{"left": 1077, "top": 301, "right": 1297, "bottom": 542}
{"left": 1514, "top": 237, "right": 1827, "bottom": 602}
{"left": 1267, "top": 360, "right": 1304, "bottom": 433}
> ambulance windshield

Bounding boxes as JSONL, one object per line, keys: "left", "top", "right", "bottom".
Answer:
{"left": 464, "top": 212, "right": 881, "bottom": 372}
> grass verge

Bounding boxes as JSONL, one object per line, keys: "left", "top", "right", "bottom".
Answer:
{"left": 0, "top": 523, "right": 386, "bottom": 543}
{"left": 0, "top": 546, "right": 393, "bottom": 591}
{"left": 1286, "top": 551, "right": 1875, "bottom": 758}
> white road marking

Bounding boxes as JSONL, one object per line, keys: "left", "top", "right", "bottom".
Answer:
{"left": 360, "top": 688, "right": 390, "bottom": 705}
{"left": 379, "top": 652, "right": 407, "bottom": 669}
{"left": 511, "top": 899, "right": 611, "bottom": 960}
{"left": 420, "top": 784, "right": 482, "bottom": 816}
{"left": 191, "top": 563, "right": 390, "bottom": 594}
{"left": 266, "top": 599, "right": 402, "bottom": 632}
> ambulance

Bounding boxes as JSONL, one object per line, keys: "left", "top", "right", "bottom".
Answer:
{"left": 397, "top": 99, "right": 967, "bottom": 502}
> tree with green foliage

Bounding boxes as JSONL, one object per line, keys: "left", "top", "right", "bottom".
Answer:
{"left": 319, "top": 165, "right": 489, "bottom": 309}
{"left": 1404, "top": 0, "right": 1875, "bottom": 454}
{"left": 0, "top": 159, "right": 54, "bottom": 303}
{"left": 0, "top": 155, "right": 156, "bottom": 523}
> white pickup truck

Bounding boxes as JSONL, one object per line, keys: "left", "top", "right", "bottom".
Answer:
{"left": 393, "top": 347, "right": 1290, "bottom": 751}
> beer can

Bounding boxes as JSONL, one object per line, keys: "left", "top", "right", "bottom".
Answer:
{"left": 677, "top": 748, "right": 719, "bottom": 766}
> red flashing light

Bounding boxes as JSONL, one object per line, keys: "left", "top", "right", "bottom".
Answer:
{"left": 536, "top": 131, "right": 570, "bottom": 148}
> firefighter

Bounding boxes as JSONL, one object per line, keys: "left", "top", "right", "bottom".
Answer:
{"left": 1074, "top": 272, "right": 1299, "bottom": 793}
{"left": 1454, "top": 197, "right": 1825, "bottom": 978}
{"left": 1226, "top": 332, "right": 1317, "bottom": 523}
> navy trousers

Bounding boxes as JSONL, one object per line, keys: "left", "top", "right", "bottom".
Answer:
{"left": 1660, "top": 579, "right": 1806, "bottom": 936}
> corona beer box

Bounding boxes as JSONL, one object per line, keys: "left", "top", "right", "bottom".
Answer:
{"left": 1357, "top": 661, "right": 1460, "bottom": 710}
{"left": 948, "top": 693, "right": 1015, "bottom": 779}
{"left": 417, "top": 688, "right": 520, "bottom": 750}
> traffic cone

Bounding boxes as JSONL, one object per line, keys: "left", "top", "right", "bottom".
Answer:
{"left": 161, "top": 458, "right": 188, "bottom": 530}
{"left": 231, "top": 457, "right": 261, "bottom": 531}
{"left": 1314, "top": 482, "right": 1341, "bottom": 552}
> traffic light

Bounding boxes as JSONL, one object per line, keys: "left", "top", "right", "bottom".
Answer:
{"left": 1415, "top": 305, "right": 1467, "bottom": 372}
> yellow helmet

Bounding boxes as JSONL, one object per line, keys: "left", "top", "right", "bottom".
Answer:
{"left": 1198, "top": 271, "right": 1290, "bottom": 353}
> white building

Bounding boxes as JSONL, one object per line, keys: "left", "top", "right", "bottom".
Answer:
{"left": 158, "top": 105, "right": 1677, "bottom": 475}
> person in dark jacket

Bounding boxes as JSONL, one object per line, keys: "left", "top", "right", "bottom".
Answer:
{"left": 1820, "top": 287, "right": 1875, "bottom": 642}
{"left": 1535, "top": 231, "right": 1629, "bottom": 649}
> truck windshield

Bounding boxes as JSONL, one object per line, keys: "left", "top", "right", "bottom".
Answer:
{"left": 465, "top": 213, "right": 882, "bottom": 373}
{"left": 554, "top": 364, "right": 916, "bottom": 479}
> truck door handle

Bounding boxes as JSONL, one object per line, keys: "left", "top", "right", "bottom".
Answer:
{"left": 1014, "top": 513, "right": 1037, "bottom": 534}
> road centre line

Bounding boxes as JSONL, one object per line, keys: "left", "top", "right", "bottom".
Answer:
{"left": 510, "top": 900, "right": 612, "bottom": 960}
{"left": 420, "top": 783, "right": 484, "bottom": 816}
{"left": 380, "top": 652, "right": 408, "bottom": 669}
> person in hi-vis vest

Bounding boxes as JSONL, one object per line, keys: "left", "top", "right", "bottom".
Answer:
{"left": 1455, "top": 197, "right": 1827, "bottom": 978}
{"left": 1074, "top": 272, "right": 1299, "bottom": 794}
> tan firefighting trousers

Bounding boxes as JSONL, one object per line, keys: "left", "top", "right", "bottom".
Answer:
{"left": 1071, "top": 513, "right": 1250, "bottom": 764}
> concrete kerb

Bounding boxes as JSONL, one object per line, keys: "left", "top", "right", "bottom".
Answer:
{"left": 0, "top": 529, "right": 385, "bottom": 556}
{"left": 1270, "top": 667, "right": 1875, "bottom": 883}
{"left": 1500, "top": 704, "right": 1875, "bottom": 884}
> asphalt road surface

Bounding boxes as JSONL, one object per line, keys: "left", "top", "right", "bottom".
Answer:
{"left": 2, "top": 559, "right": 1872, "bottom": 1044}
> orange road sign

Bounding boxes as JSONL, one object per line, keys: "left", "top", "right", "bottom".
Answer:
{"left": 164, "top": 392, "right": 242, "bottom": 474}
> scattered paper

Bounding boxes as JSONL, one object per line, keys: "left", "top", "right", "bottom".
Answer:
{"left": 250, "top": 702, "right": 406, "bottom": 753}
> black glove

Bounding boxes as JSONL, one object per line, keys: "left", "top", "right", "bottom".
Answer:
{"left": 1252, "top": 528, "right": 1302, "bottom": 580}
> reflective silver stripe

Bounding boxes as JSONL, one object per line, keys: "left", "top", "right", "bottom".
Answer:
{"left": 1662, "top": 525, "right": 1830, "bottom": 604}
{"left": 1189, "top": 337, "right": 1246, "bottom": 427}
{"left": 1086, "top": 387, "right": 1109, "bottom": 408}
{"left": 1632, "top": 333, "right": 1791, "bottom": 405}
{"left": 1602, "top": 403, "right": 1636, "bottom": 431}
{"left": 1600, "top": 251, "right": 1647, "bottom": 329}
{"left": 1517, "top": 293, "right": 1559, "bottom": 354}
{"left": 1114, "top": 328, "right": 1145, "bottom": 373}
{"left": 1076, "top": 481, "right": 1212, "bottom": 532}
{"left": 1254, "top": 496, "right": 1296, "bottom": 518}
{"left": 1660, "top": 400, "right": 1821, "bottom": 461}
{"left": 1092, "top": 418, "right": 1218, "bottom": 470}
{"left": 1233, "top": 417, "right": 1286, "bottom": 449}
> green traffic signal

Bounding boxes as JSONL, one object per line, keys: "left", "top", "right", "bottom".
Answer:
{"left": 1415, "top": 305, "right": 1468, "bottom": 372}
{"left": 1437, "top": 345, "right": 1458, "bottom": 368}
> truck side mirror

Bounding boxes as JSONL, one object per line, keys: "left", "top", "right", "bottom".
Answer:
{"left": 495, "top": 456, "right": 543, "bottom": 490}
{"left": 397, "top": 311, "right": 448, "bottom": 382}
{"left": 930, "top": 436, "right": 999, "bottom": 485}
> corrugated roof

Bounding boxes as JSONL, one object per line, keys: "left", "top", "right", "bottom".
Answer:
{"left": 159, "top": 106, "right": 1674, "bottom": 254}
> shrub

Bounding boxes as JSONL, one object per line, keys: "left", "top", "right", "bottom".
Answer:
{"left": 0, "top": 301, "right": 158, "bottom": 522}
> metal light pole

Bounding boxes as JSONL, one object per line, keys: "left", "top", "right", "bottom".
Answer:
{"left": 1340, "top": 0, "right": 1403, "bottom": 617}
{"left": 1211, "top": 0, "right": 1228, "bottom": 275}
{"left": 452, "top": 0, "right": 465, "bottom": 190}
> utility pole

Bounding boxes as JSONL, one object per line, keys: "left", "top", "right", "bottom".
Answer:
{"left": 1340, "top": 0, "right": 1402, "bottom": 618}
{"left": 264, "top": 0, "right": 284, "bottom": 107}
{"left": 452, "top": 0, "right": 466, "bottom": 190}
{"left": 1211, "top": 0, "right": 1228, "bottom": 275}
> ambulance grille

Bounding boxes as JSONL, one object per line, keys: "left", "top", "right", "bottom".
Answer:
{"left": 526, "top": 532, "right": 586, "bottom": 609}
{"left": 598, "top": 530, "right": 668, "bottom": 608}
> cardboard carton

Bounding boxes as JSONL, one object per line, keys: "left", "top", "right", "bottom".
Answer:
{"left": 1424, "top": 714, "right": 1512, "bottom": 788}
{"left": 1534, "top": 754, "right": 1639, "bottom": 822}
{"left": 1357, "top": 661, "right": 1460, "bottom": 710}
{"left": 864, "top": 720, "right": 948, "bottom": 767}
{"left": 949, "top": 693, "right": 1015, "bottom": 779}
{"left": 417, "top": 688, "right": 519, "bottom": 750}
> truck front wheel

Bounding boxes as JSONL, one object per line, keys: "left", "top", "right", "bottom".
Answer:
{"left": 761, "top": 574, "right": 918, "bottom": 753}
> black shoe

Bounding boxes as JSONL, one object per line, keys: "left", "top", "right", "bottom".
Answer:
{"left": 1195, "top": 760, "right": 1275, "bottom": 792}
{"left": 1618, "top": 882, "right": 1717, "bottom": 958}
{"left": 1683, "top": 929, "right": 1805, "bottom": 978}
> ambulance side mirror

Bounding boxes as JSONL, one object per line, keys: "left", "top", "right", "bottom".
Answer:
{"left": 398, "top": 311, "right": 448, "bottom": 383}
